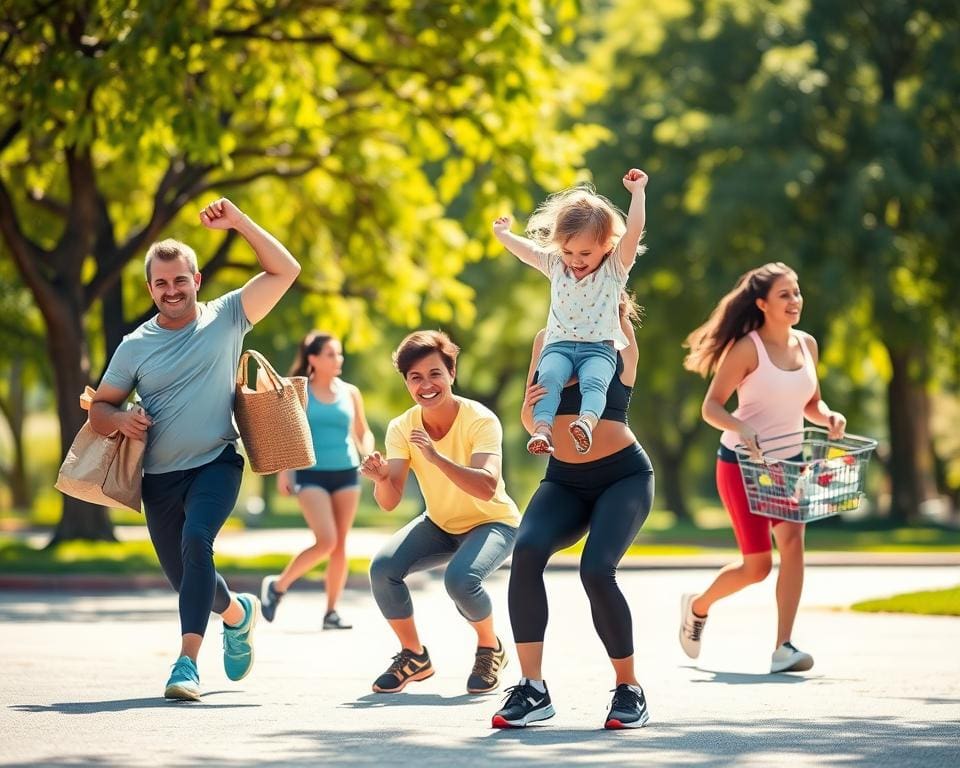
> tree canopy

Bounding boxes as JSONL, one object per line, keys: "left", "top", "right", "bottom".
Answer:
{"left": 0, "top": 0, "right": 601, "bottom": 539}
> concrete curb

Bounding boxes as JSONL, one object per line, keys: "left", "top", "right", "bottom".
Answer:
{"left": 2, "top": 551, "right": 957, "bottom": 591}
{"left": 0, "top": 573, "right": 373, "bottom": 593}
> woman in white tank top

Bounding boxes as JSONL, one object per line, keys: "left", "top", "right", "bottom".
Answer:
{"left": 678, "top": 262, "right": 847, "bottom": 673}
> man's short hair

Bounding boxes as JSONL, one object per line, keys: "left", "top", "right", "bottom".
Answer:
{"left": 144, "top": 239, "right": 199, "bottom": 282}
{"left": 393, "top": 330, "right": 460, "bottom": 377}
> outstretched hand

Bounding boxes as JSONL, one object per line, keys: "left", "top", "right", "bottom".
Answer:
{"left": 199, "top": 198, "right": 246, "bottom": 230}
{"left": 622, "top": 168, "right": 649, "bottom": 193}
{"left": 360, "top": 451, "right": 390, "bottom": 482}
{"left": 492, "top": 216, "right": 513, "bottom": 234}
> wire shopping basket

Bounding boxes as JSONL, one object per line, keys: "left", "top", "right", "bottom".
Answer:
{"left": 734, "top": 427, "right": 878, "bottom": 523}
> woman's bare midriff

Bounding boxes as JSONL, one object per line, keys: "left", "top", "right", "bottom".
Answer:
{"left": 549, "top": 415, "right": 637, "bottom": 463}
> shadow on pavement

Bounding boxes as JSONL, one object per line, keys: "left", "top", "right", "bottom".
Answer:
{"left": 0, "top": 605, "right": 173, "bottom": 624}
{"left": 893, "top": 696, "right": 960, "bottom": 706}
{"left": 343, "top": 692, "right": 491, "bottom": 708}
{"left": 9, "top": 691, "right": 257, "bottom": 714}
{"left": 3, "top": 716, "right": 957, "bottom": 766}
{"left": 687, "top": 669, "right": 815, "bottom": 685}
{"left": 212, "top": 718, "right": 956, "bottom": 767}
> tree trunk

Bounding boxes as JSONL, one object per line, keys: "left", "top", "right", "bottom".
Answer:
{"left": 45, "top": 296, "right": 115, "bottom": 543}
{"left": 933, "top": 451, "right": 959, "bottom": 515}
{"left": 261, "top": 472, "right": 275, "bottom": 517}
{"left": 886, "top": 345, "right": 937, "bottom": 525}
{"left": 637, "top": 402, "right": 703, "bottom": 525}
{"left": 49, "top": 496, "right": 117, "bottom": 544}
{"left": 0, "top": 357, "right": 31, "bottom": 509}
{"left": 102, "top": 277, "right": 127, "bottom": 365}
{"left": 656, "top": 451, "right": 691, "bottom": 524}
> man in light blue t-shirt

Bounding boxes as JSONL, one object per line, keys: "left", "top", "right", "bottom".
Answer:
{"left": 91, "top": 198, "right": 300, "bottom": 701}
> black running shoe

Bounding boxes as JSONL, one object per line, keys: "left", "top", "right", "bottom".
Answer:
{"left": 260, "top": 576, "right": 284, "bottom": 623}
{"left": 372, "top": 647, "right": 434, "bottom": 693}
{"left": 467, "top": 638, "right": 508, "bottom": 693}
{"left": 322, "top": 610, "right": 352, "bottom": 630}
{"left": 604, "top": 683, "right": 650, "bottom": 729}
{"left": 491, "top": 680, "right": 556, "bottom": 728}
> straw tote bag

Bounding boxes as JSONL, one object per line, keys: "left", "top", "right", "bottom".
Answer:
{"left": 234, "top": 349, "right": 316, "bottom": 474}
{"left": 55, "top": 387, "right": 145, "bottom": 512}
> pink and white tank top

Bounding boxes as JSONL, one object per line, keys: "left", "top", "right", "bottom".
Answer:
{"left": 720, "top": 330, "right": 818, "bottom": 459}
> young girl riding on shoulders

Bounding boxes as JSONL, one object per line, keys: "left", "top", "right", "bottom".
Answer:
{"left": 493, "top": 168, "right": 648, "bottom": 455}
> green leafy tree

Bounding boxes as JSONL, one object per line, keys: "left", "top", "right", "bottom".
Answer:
{"left": 0, "top": 0, "right": 596, "bottom": 540}
{"left": 797, "top": 0, "right": 960, "bottom": 521}
{"left": 579, "top": 0, "right": 772, "bottom": 520}
{"left": 582, "top": 0, "right": 959, "bottom": 522}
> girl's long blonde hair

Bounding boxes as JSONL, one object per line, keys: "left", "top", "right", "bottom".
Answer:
{"left": 526, "top": 184, "right": 646, "bottom": 260}
{"left": 683, "top": 262, "right": 797, "bottom": 377}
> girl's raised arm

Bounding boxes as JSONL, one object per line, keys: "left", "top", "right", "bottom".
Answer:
{"left": 493, "top": 215, "right": 549, "bottom": 270}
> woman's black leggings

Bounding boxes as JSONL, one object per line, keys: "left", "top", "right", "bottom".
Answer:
{"left": 508, "top": 443, "right": 654, "bottom": 659}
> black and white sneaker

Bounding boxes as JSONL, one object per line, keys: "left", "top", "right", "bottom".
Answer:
{"left": 323, "top": 610, "right": 352, "bottom": 630}
{"left": 260, "top": 576, "right": 284, "bottom": 623}
{"left": 491, "top": 679, "right": 555, "bottom": 728}
{"left": 604, "top": 683, "right": 650, "bottom": 729}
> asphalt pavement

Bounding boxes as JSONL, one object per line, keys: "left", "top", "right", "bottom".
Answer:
{"left": 2, "top": 564, "right": 958, "bottom": 766}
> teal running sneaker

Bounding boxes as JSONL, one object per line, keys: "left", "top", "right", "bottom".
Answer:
{"left": 164, "top": 656, "right": 200, "bottom": 701}
{"left": 222, "top": 593, "right": 258, "bottom": 681}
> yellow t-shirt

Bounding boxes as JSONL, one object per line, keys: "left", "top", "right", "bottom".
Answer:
{"left": 385, "top": 397, "right": 520, "bottom": 534}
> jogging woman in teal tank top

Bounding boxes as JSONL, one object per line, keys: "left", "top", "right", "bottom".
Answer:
{"left": 260, "top": 331, "right": 374, "bottom": 629}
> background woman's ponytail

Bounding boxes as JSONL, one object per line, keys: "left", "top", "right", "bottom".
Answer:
{"left": 289, "top": 331, "right": 334, "bottom": 378}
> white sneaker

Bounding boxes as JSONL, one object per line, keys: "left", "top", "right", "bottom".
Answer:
{"left": 770, "top": 641, "right": 814, "bottom": 673}
{"left": 679, "top": 593, "right": 707, "bottom": 659}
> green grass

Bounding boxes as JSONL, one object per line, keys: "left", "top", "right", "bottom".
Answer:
{"left": 0, "top": 537, "right": 369, "bottom": 579}
{"left": 851, "top": 586, "right": 960, "bottom": 616}
{"left": 248, "top": 495, "right": 422, "bottom": 530}
{"left": 623, "top": 513, "right": 960, "bottom": 553}
{"left": 563, "top": 542, "right": 716, "bottom": 557}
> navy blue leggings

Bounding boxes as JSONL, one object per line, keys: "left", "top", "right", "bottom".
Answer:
{"left": 508, "top": 443, "right": 654, "bottom": 659}
{"left": 141, "top": 444, "right": 244, "bottom": 636}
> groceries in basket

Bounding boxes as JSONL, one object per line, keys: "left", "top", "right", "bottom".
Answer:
{"left": 734, "top": 427, "right": 877, "bottom": 523}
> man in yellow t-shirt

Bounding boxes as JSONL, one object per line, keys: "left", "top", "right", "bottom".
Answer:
{"left": 360, "top": 331, "right": 519, "bottom": 695}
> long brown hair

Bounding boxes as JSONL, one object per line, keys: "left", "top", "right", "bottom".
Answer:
{"left": 683, "top": 262, "right": 797, "bottom": 377}
{"left": 289, "top": 330, "right": 335, "bottom": 377}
